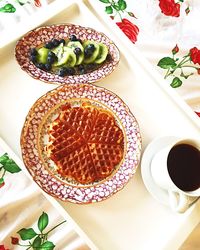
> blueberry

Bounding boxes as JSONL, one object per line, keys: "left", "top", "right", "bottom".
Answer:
{"left": 59, "top": 39, "right": 66, "bottom": 45}
{"left": 65, "top": 67, "right": 75, "bottom": 75}
{"left": 30, "top": 55, "right": 37, "bottom": 63}
{"left": 58, "top": 68, "right": 68, "bottom": 77}
{"left": 47, "top": 56, "right": 54, "bottom": 64}
{"left": 30, "top": 48, "right": 37, "bottom": 56}
{"left": 48, "top": 51, "right": 56, "bottom": 57}
{"left": 44, "top": 41, "right": 54, "bottom": 49}
{"left": 74, "top": 47, "right": 82, "bottom": 56}
{"left": 52, "top": 38, "right": 60, "bottom": 47}
{"left": 35, "top": 63, "right": 46, "bottom": 70}
{"left": 47, "top": 51, "right": 57, "bottom": 64}
{"left": 106, "top": 54, "right": 112, "bottom": 61}
{"left": 84, "top": 47, "right": 93, "bottom": 58}
{"left": 58, "top": 67, "right": 75, "bottom": 77}
{"left": 44, "top": 63, "right": 52, "bottom": 71}
{"left": 78, "top": 64, "right": 84, "bottom": 70}
{"left": 78, "top": 65, "right": 85, "bottom": 74}
{"left": 87, "top": 44, "right": 95, "bottom": 52}
{"left": 85, "top": 63, "right": 96, "bottom": 71}
{"left": 70, "top": 34, "right": 78, "bottom": 41}
{"left": 79, "top": 68, "right": 85, "bottom": 74}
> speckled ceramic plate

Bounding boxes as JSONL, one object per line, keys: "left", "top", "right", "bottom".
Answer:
{"left": 21, "top": 83, "right": 142, "bottom": 204}
{"left": 15, "top": 24, "right": 120, "bottom": 85}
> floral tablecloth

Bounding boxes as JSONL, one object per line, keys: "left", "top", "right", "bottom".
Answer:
{"left": 98, "top": 0, "right": 200, "bottom": 116}
{"left": 0, "top": 145, "right": 89, "bottom": 250}
{"left": 1, "top": 0, "right": 200, "bottom": 249}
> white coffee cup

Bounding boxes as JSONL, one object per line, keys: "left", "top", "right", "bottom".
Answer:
{"left": 151, "top": 138, "right": 200, "bottom": 213}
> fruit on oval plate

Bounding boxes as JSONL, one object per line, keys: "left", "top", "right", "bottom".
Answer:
{"left": 15, "top": 24, "right": 120, "bottom": 85}
{"left": 20, "top": 83, "right": 142, "bottom": 204}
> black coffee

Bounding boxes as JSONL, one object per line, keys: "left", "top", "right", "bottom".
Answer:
{"left": 167, "top": 143, "right": 200, "bottom": 192}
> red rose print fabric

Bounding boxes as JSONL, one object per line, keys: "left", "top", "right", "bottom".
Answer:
{"left": 190, "top": 47, "right": 200, "bottom": 65}
{"left": 0, "top": 245, "right": 8, "bottom": 250}
{"left": 159, "top": 0, "right": 180, "bottom": 17}
{"left": 34, "top": 0, "right": 41, "bottom": 7}
{"left": 116, "top": 18, "right": 139, "bottom": 43}
{"left": 195, "top": 112, "right": 200, "bottom": 117}
{"left": 98, "top": 0, "right": 139, "bottom": 43}
{"left": 11, "top": 237, "right": 19, "bottom": 245}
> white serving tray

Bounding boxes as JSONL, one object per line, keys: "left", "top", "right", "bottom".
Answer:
{"left": 1, "top": 0, "right": 200, "bottom": 249}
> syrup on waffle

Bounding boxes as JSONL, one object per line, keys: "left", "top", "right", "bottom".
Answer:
{"left": 45, "top": 101, "right": 124, "bottom": 185}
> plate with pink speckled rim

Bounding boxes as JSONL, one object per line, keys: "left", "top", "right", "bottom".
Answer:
{"left": 15, "top": 23, "right": 120, "bottom": 85}
{"left": 20, "top": 83, "right": 142, "bottom": 204}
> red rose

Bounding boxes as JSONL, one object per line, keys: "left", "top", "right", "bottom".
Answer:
{"left": 159, "top": 0, "right": 180, "bottom": 17}
{"left": 195, "top": 111, "right": 200, "bottom": 117}
{"left": 11, "top": 237, "right": 19, "bottom": 245}
{"left": 34, "top": 0, "right": 41, "bottom": 7}
{"left": 0, "top": 245, "right": 9, "bottom": 250}
{"left": 116, "top": 18, "right": 139, "bottom": 43}
{"left": 0, "top": 182, "right": 4, "bottom": 188}
{"left": 185, "top": 6, "right": 190, "bottom": 15}
{"left": 172, "top": 44, "right": 179, "bottom": 55}
{"left": 190, "top": 47, "right": 200, "bottom": 65}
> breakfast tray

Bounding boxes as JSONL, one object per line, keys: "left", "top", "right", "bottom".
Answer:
{"left": 1, "top": 0, "right": 200, "bottom": 249}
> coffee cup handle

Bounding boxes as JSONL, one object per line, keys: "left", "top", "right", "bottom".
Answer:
{"left": 168, "top": 190, "right": 189, "bottom": 213}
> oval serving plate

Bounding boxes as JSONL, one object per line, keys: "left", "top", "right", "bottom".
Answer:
{"left": 15, "top": 24, "right": 120, "bottom": 85}
{"left": 21, "top": 83, "right": 142, "bottom": 204}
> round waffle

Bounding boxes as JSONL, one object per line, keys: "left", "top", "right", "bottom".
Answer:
{"left": 21, "top": 84, "right": 142, "bottom": 204}
{"left": 45, "top": 102, "right": 124, "bottom": 185}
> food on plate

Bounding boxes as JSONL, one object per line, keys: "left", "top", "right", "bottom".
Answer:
{"left": 29, "top": 34, "right": 109, "bottom": 77}
{"left": 15, "top": 24, "right": 120, "bottom": 85}
{"left": 45, "top": 101, "right": 124, "bottom": 184}
{"left": 20, "top": 83, "right": 141, "bottom": 203}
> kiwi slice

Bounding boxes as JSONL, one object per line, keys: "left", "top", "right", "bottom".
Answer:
{"left": 53, "top": 44, "right": 76, "bottom": 67}
{"left": 94, "top": 43, "right": 108, "bottom": 64}
{"left": 37, "top": 47, "right": 49, "bottom": 64}
{"left": 52, "top": 43, "right": 64, "bottom": 66}
{"left": 67, "top": 41, "right": 84, "bottom": 65}
{"left": 63, "top": 47, "right": 77, "bottom": 67}
{"left": 83, "top": 41, "right": 100, "bottom": 64}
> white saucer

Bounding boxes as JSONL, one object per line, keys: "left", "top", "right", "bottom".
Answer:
{"left": 141, "top": 136, "right": 179, "bottom": 206}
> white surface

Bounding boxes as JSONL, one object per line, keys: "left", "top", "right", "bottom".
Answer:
{"left": 1, "top": 0, "right": 200, "bottom": 250}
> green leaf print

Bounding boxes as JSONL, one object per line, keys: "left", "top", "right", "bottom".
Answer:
{"left": 0, "top": 3, "right": 16, "bottom": 13}
{"left": 38, "top": 212, "right": 49, "bottom": 232}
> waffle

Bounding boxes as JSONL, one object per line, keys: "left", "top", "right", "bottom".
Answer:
{"left": 46, "top": 102, "right": 124, "bottom": 184}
